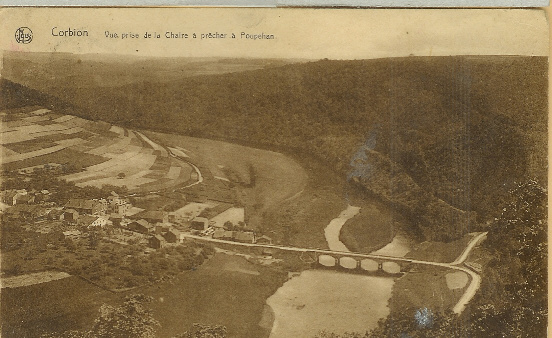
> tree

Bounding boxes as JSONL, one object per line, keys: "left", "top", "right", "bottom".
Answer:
{"left": 65, "top": 238, "right": 77, "bottom": 252}
{"left": 174, "top": 323, "right": 227, "bottom": 338}
{"left": 91, "top": 294, "right": 160, "bottom": 338}
{"left": 88, "top": 230, "right": 103, "bottom": 249}
{"left": 223, "top": 221, "right": 234, "bottom": 231}
{"left": 485, "top": 179, "right": 547, "bottom": 296}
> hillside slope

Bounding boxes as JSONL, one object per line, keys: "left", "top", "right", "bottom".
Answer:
{"left": 2, "top": 55, "right": 546, "bottom": 241}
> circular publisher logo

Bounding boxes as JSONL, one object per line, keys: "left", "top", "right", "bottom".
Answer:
{"left": 15, "top": 27, "right": 33, "bottom": 44}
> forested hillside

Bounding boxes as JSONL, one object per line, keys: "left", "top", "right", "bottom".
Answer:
{"left": 2, "top": 54, "right": 547, "bottom": 241}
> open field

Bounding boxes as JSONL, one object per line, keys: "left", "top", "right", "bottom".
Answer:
{"left": 1, "top": 254, "right": 286, "bottom": 338}
{"left": 4, "top": 140, "right": 57, "bottom": 153}
{"left": 1, "top": 110, "right": 193, "bottom": 192}
{"left": 1, "top": 271, "right": 71, "bottom": 288}
{"left": 144, "top": 131, "right": 308, "bottom": 227}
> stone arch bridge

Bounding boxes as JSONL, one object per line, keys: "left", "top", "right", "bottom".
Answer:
{"left": 297, "top": 251, "right": 411, "bottom": 275}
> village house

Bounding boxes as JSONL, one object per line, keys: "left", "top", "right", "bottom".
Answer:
{"left": 2, "top": 190, "right": 36, "bottom": 206}
{"left": 148, "top": 234, "right": 166, "bottom": 249}
{"left": 255, "top": 235, "right": 273, "bottom": 245}
{"left": 2, "top": 191, "right": 18, "bottom": 206}
{"left": 190, "top": 216, "right": 209, "bottom": 231}
{"left": 15, "top": 194, "right": 35, "bottom": 204}
{"left": 212, "top": 229, "right": 225, "bottom": 239}
{"left": 47, "top": 208, "right": 65, "bottom": 221}
{"left": 128, "top": 219, "right": 153, "bottom": 234}
{"left": 14, "top": 193, "right": 35, "bottom": 205}
{"left": 155, "top": 223, "right": 171, "bottom": 235}
{"left": 129, "top": 210, "right": 168, "bottom": 224}
{"left": 164, "top": 229, "right": 182, "bottom": 243}
{"left": 61, "top": 209, "right": 80, "bottom": 223}
{"left": 97, "top": 198, "right": 109, "bottom": 211}
{"left": 2, "top": 204, "right": 47, "bottom": 221}
{"left": 78, "top": 215, "right": 108, "bottom": 228}
{"left": 213, "top": 229, "right": 235, "bottom": 241}
{"left": 107, "top": 195, "right": 131, "bottom": 215}
{"left": 233, "top": 231, "right": 255, "bottom": 244}
{"left": 109, "top": 213, "right": 124, "bottom": 227}
{"left": 64, "top": 199, "right": 106, "bottom": 215}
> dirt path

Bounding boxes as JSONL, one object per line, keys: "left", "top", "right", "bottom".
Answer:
{"left": 450, "top": 232, "right": 488, "bottom": 265}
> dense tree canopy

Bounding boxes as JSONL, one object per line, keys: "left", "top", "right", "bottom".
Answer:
{"left": 3, "top": 55, "right": 546, "bottom": 242}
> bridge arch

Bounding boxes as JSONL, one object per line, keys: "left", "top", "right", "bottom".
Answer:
{"left": 360, "top": 259, "right": 378, "bottom": 272}
{"left": 339, "top": 257, "right": 357, "bottom": 269}
{"left": 318, "top": 254, "right": 337, "bottom": 267}
{"left": 382, "top": 261, "right": 401, "bottom": 274}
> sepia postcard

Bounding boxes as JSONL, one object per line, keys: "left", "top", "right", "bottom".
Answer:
{"left": 0, "top": 7, "right": 548, "bottom": 338}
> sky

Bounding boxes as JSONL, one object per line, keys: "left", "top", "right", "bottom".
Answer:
{"left": 0, "top": 8, "right": 548, "bottom": 59}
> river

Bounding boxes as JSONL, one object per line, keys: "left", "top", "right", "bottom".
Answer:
{"left": 324, "top": 205, "right": 361, "bottom": 252}
{"left": 266, "top": 206, "right": 411, "bottom": 337}
{"left": 266, "top": 270, "right": 393, "bottom": 337}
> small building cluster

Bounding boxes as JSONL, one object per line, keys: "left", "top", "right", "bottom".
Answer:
{"left": 1, "top": 183, "right": 273, "bottom": 250}
{"left": 2, "top": 189, "right": 52, "bottom": 206}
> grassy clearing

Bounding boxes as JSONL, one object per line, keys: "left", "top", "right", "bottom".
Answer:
{"left": 261, "top": 182, "right": 347, "bottom": 249}
{"left": 405, "top": 233, "right": 475, "bottom": 263}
